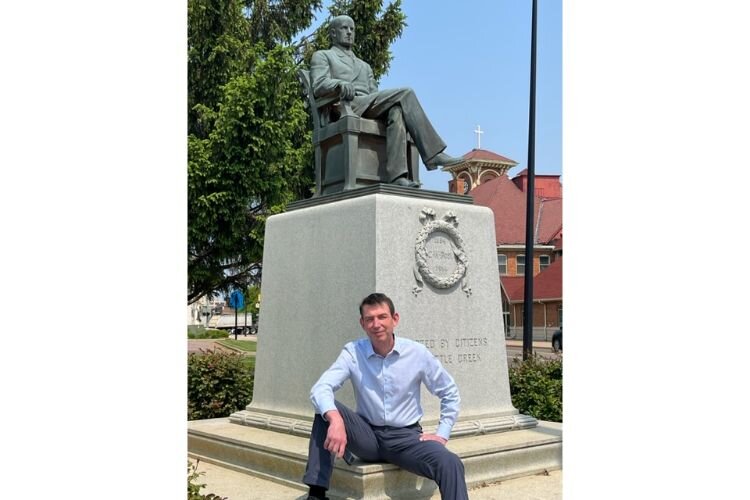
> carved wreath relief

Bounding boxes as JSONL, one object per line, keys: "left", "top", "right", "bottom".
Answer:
{"left": 413, "top": 208, "right": 471, "bottom": 297}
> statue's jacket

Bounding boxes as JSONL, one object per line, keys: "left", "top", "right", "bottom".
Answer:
{"left": 309, "top": 44, "right": 446, "bottom": 162}
{"left": 310, "top": 45, "right": 379, "bottom": 110}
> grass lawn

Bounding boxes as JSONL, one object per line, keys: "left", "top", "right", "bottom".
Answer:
{"left": 216, "top": 339, "right": 257, "bottom": 352}
{"left": 241, "top": 355, "right": 256, "bottom": 372}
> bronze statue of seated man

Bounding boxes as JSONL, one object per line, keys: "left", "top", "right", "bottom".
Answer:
{"left": 310, "top": 15, "right": 462, "bottom": 187}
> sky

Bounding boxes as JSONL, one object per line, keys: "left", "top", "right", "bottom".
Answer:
{"left": 378, "top": 0, "right": 562, "bottom": 191}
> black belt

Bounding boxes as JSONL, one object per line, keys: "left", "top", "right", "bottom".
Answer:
{"left": 371, "top": 421, "right": 421, "bottom": 430}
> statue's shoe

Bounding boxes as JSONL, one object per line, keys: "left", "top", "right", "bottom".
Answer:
{"left": 392, "top": 176, "right": 419, "bottom": 187}
{"left": 424, "top": 151, "right": 463, "bottom": 169}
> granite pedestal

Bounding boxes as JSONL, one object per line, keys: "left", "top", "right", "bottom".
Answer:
{"left": 188, "top": 186, "right": 561, "bottom": 498}
{"left": 189, "top": 417, "right": 561, "bottom": 499}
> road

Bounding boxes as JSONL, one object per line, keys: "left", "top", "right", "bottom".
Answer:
{"left": 505, "top": 343, "right": 561, "bottom": 365}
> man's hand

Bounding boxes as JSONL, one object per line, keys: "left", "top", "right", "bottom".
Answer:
{"left": 419, "top": 433, "right": 447, "bottom": 445}
{"left": 323, "top": 410, "right": 347, "bottom": 458}
{"left": 338, "top": 82, "right": 355, "bottom": 101}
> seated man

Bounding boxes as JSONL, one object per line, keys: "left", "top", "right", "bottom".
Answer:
{"left": 303, "top": 293, "right": 468, "bottom": 500}
{"left": 310, "top": 15, "right": 463, "bottom": 187}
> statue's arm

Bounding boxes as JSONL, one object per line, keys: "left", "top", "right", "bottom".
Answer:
{"left": 311, "top": 51, "right": 345, "bottom": 99}
{"left": 367, "top": 64, "right": 377, "bottom": 93}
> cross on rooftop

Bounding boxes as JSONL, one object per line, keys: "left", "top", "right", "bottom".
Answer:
{"left": 474, "top": 125, "right": 484, "bottom": 149}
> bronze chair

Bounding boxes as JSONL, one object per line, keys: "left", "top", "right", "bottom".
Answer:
{"left": 298, "top": 69, "right": 420, "bottom": 196}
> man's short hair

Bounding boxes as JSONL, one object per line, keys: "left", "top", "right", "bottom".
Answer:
{"left": 359, "top": 293, "right": 395, "bottom": 317}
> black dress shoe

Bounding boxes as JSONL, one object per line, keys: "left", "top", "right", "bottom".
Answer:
{"left": 306, "top": 496, "right": 329, "bottom": 500}
{"left": 392, "top": 176, "right": 419, "bottom": 187}
{"left": 424, "top": 151, "right": 463, "bottom": 169}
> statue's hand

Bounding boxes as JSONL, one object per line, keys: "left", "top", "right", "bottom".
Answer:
{"left": 338, "top": 82, "right": 355, "bottom": 101}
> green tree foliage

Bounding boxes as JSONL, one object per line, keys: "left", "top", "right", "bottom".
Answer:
{"left": 508, "top": 355, "right": 563, "bottom": 422}
{"left": 299, "top": 0, "right": 406, "bottom": 82}
{"left": 246, "top": 0, "right": 324, "bottom": 46}
{"left": 239, "top": 284, "right": 261, "bottom": 314}
{"left": 188, "top": 0, "right": 406, "bottom": 303}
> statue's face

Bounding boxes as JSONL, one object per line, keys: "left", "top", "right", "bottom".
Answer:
{"left": 332, "top": 17, "right": 355, "bottom": 48}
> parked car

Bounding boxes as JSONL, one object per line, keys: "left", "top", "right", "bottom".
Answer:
{"left": 552, "top": 327, "right": 562, "bottom": 353}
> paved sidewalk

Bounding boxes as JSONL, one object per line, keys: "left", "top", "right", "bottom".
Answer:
{"left": 190, "top": 458, "right": 561, "bottom": 499}
{"left": 187, "top": 335, "right": 258, "bottom": 354}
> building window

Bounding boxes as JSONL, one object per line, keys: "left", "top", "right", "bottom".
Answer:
{"left": 557, "top": 305, "right": 563, "bottom": 327}
{"left": 540, "top": 255, "right": 550, "bottom": 271}
{"left": 516, "top": 255, "right": 525, "bottom": 275}
{"left": 497, "top": 254, "right": 507, "bottom": 274}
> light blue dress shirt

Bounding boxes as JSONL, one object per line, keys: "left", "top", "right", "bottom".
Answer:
{"left": 310, "top": 335, "right": 460, "bottom": 440}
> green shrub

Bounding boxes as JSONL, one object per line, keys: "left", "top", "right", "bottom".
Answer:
{"left": 188, "top": 328, "right": 229, "bottom": 339}
{"left": 508, "top": 355, "right": 562, "bottom": 422}
{"left": 206, "top": 329, "right": 229, "bottom": 338}
{"left": 188, "top": 460, "right": 227, "bottom": 500}
{"left": 188, "top": 348, "right": 254, "bottom": 420}
{"left": 188, "top": 325, "right": 206, "bottom": 338}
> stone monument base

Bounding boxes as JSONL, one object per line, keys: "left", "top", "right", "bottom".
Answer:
{"left": 188, "top": 418, "right": 562, "bottom": 499}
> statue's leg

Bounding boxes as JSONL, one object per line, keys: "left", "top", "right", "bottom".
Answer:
{"left": 362, "top": 88, "right": 447, "bottom": 163}
{"left": 396, "top": 88, "right": 446, "bottom": 162}
{"left": 386, "top": 105, "right": 408, "bottom": 182}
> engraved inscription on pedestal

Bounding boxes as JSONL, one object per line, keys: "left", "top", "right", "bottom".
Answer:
{"left": 413, "top": 208, "right": 471, "bottom": 296}
{"left": 412, "top": 336, "right": 489, "bottom": 367}
{"left": 424, "top": 233, "right": 455, "bottom": 279}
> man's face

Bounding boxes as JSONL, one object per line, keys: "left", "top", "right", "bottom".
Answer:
{"left": 359, "top": 302, "right": 399, "bottom": 344}
{"left": 332, "top": 18, "right": 355, "bottom": 48}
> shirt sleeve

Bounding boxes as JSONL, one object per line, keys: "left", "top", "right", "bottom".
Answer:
{"left": 422, "top": 352, "right": 461, "bottom": 440}
{"left": 310, "top": 347, "right": 353, "bottom": 417}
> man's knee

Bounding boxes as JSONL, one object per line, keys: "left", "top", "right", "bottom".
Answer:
{"left": 333, "top": 400, "right": 356, "bottom": 415}
{"left": 439, "top": 450, "right": 465, "bottom": 475}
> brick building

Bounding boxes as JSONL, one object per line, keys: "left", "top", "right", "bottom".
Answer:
{"left": 443, "top": 148, "right": 562, "bottom": 340}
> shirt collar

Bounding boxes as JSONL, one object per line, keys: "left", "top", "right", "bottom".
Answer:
{"left": 392, "top": 335, "right": 404, "bottom": 354}
{"left": 365, "top": 334, "right": 402, "bottom": 358}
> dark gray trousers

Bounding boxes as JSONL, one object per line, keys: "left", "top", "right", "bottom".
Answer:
{"left": 303, "top": 401, "right": 468, "bottom": 500}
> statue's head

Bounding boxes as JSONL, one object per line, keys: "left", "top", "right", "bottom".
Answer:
{"left": 329, "top": 15, "right": 355, "bottom": 49}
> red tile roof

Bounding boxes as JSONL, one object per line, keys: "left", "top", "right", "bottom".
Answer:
{"left": 536, "top": 199, "right": 562, "bottom": 244}
{"left": 501, "top": 257, "right": 563, "bottom": 302}
{"left": 553, "top": 234, "right": 563, "bottom": 250}
{"left": 512, "top": 169, "right": 561, "bottom": 179}
{"left": 462, "top": 148, "right": 517, "bottom": 164}
{"left": 470, "top": 176, "right": 537, "bottom": 244}
{"left": 534, "top": 257, "right": 563, "bottom": 299}
{"left": 470, "top": 175, "right": 562, "bottom": 246}
{"left": 501, "top": 276, "right": 524, "bottom": 301}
